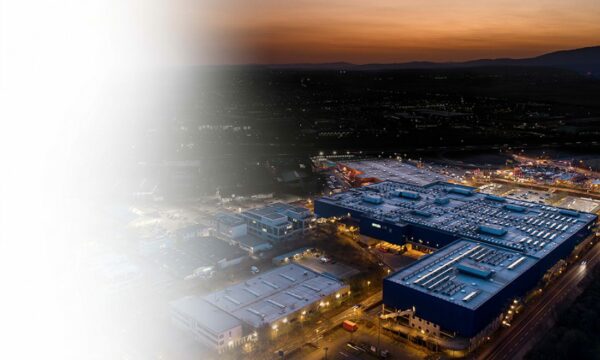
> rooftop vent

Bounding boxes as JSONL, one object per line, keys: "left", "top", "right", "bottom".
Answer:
{"left": 504, "top": 204, "right": 526, "bottom": 213}
{"left": 462, "top": 290, "right": 481, "bottom": 302}
{"left": 362, "top": 194, "right": 383, "bottom": 204}
{"left": 507, "top": 256, "right": 527, "bottom": 270}
{"left": 478, "top": 225, "right": 507, "bottom": 237}
{"left": 456, "top": 262, "right": 493, "bottom": 279}
{"left": 393, "top": 190, "right": 421, "bottom": 200}
{"left": 434, "top": 197, "right": 450, "bottom": 205}
{"left": 449, "top": 187, "right": 474, "bottom": 196}
{"left": 411, "top": 209, "right": 432, "bottom": 218}
{"left": 485, "top": 195, "right": 506, "bottom": 202}
{"left": 559, "top": 209, "right": 580, "bottom": 218}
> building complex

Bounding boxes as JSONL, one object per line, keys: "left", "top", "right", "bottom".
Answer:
{"left": 315, "top": 181, "right": 596, "bottom": 344}
{"left": 215, "top": 202, "right": 312, "bottom": 246}
{"left": 241, "top": 202, "right": 312, "bottom": 241}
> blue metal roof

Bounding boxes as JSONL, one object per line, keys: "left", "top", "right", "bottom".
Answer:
{"left": 386, "top": 239, "right": 536, "bottom": 309}
{"left": 318, "top": 180, "right": 597, "bottom": 337}
{"left": 315, "top": 180, "right": 597, "bottom": 259}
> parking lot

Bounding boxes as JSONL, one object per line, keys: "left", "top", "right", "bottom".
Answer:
{"left": 340, "top": 159, "right": 450, "bottom": 186}
{"left": 555, "top": 196, "right": 600, "bottom": 213}
{"left": 478, "top": 183, "right": 512, "bottom": 196}
{"left": 502, "top": 188, "right": 552, "bottom": 204}
{"left": 290, "top": 322, "right": 427, "bottom": 360}
{"left": 479, "top": 182, "right": 600, "bottom": 214}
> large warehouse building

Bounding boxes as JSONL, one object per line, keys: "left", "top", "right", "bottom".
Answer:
{"left": 171, "top": 264, "right": 349, "bottom": 352}
{"left": 315, "top": 181, "right": 596, "bottom": 341}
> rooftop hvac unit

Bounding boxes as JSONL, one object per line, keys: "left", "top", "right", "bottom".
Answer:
{"left": 559, "top": 209, "right": 580, "bottom": 218}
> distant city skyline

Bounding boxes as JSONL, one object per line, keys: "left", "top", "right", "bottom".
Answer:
{"left": 176, "top": 0, "right": 600, "bottom": 65}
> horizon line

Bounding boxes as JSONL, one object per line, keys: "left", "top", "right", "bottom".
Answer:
{"left": 180, "top": 44, "right": 600, "bottom": 68}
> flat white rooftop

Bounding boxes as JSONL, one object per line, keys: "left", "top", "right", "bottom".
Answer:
{"left": 171, "top": 296, "right": 242, "bottom": 335}
{"left": 204, "top": 263, "right": 347, "bottom": 328}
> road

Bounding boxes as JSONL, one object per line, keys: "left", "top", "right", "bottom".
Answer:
{"left": 476, "top": 239, "right": 600, "bottom": 360}
{"left": 274, "top": 291, "right": 383, "bottom": 357}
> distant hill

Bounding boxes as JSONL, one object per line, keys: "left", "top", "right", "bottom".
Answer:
{"left": 267, "top": 46, "right": 600, "bottom": 76}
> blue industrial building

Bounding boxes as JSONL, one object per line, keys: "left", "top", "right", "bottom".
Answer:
{"left": 315, "top": 181, "right": 597, "bottom": 339}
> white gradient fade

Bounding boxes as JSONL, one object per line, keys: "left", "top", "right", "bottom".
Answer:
{"left": 0, "top": 0, "right": 211, "bottom": 358}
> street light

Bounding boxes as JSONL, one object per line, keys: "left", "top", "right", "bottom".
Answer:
{"left": 377, "top": 314, "right": 381, "bottom": 353}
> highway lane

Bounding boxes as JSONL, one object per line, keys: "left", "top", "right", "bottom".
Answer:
{"left": 477, "top": 240, "right": 600, "bottom": 360}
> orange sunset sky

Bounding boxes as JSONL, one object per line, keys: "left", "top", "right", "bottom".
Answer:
{"left": 173, "top": 0, "right": 600, "bottom": 64}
